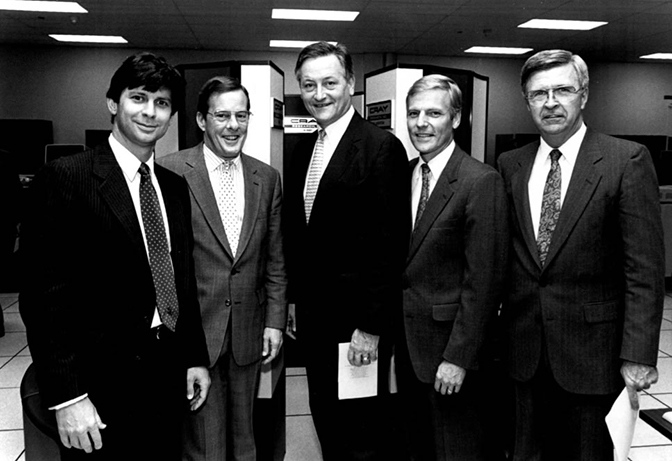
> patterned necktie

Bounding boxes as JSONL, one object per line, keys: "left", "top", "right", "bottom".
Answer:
{"left": 217, "top": 159, "right": 241, "bottom": 257}
{"left": 537, "top": 149, "right": 562, "bottom": 267}
{"left": 304, "top": 130, "right": 325, "bottom": 223}
{"left": 414, "top": 163, "right": 431, "bottom": 229}
{"left": 138, "top": 163, "right": 179, "bottom": 331}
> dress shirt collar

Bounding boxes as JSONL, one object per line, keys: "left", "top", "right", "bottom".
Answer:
{"left": 108, "top": 133, "right": 156, "bottom": 182}
{"left": 417, "top": 139, "right": 456, "bottom": 177}
{"left": 538, "top": 122, "right": 587, "bottom": 165}
{"left": 203, "top": 143, "right": 241, "bottom": 172}
{"left": 320, "top": 105, "right": 355, "bottom": 143}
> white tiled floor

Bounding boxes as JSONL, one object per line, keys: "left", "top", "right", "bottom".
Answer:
{"left": 2, "top": 292, "right": 672, "bottom": 461}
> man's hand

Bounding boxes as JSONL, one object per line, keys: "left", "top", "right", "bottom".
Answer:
{"left": 55, "top": 397, "right": 106, "bottom": 453}
{"left": 621, "top": 361, "right": 659, "bottom": 410}
{"left": 434, "top": 361, "right": 466, "bottom": 395}
{"left": 262, "top": 327, "right": 284, "bottom": 364}
{"left": 347, "top": 329, "right": 379, "bottom": 367}
{"left": 186, "top": 366, "right": 211, "bottom": 411}
{"left": 286, "top": 303, "right": 297, "bottom": 340}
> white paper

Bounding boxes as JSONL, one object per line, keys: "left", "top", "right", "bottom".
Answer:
{"left": 337, "top": 342, "right": 378, "bottom": 400}
{"left": 605, "top": 387, "right": 639, "bottom": 461}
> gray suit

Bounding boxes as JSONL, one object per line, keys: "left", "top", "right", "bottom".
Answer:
{"left": 161, "top": 144, "right": 287, "bottom": 460}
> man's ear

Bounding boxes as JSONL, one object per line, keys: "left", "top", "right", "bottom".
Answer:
{"left": 106, "top": 98, "right": 118, "bottom": 116}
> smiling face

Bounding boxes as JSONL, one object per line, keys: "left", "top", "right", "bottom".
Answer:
{"left": 297, "top": 54, "right": 354, "bottom": 129}
{"left": 525, "top": 63, "right": 588, "bottom": 147}
{"left": 406, "top": 88, "right": 461, "bottom": 162}
{"left": 197, "top": 89, "right": 249, "bottom": 159}
{"left": 107, "top": 86, "right": 173, "bottom": 160}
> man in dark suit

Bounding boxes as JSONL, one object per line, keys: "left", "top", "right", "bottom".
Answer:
{"left": 19, "top": 52, "right": 211, "bottom": 461}
{"left": 284, "top": 41, "right": 409, "bottom": 460}
{"left": 396, "top": 74, "right": 508, "bottom": 461}
{"left": 161, "top": 76, "right": 287, "bottom": 461}
{"left": 497, "top": 49, "right": 665, "bottom": 461}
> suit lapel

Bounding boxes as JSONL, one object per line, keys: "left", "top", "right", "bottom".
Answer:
{"left": 543, "top": 130, "right": 603, "bottom": 269}
{"left": 94, "top": 143, "right": 146, "bottom": 256}
{"left": 182, "top": 145, "right": 234, "bottom": 257}
{"left": 236, "top": 154, "right": 262, "bottom": 259}
{"left": 510, "top": 142, "right": 540, "bottom": 267}
{"left": 406, "top": 148, "right": 462, "bottom": 263}
{"left": 315, "top": 112, "right": 363, "bottom": 196}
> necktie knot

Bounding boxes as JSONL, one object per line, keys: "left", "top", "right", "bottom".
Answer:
{"left": 138, "top": 162, "right": 151, "bottom": 179}
{"left": 550, "top": 149, "right": 562, "bottom": 164}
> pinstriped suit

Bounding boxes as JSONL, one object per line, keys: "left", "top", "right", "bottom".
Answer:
{"left": 160, "top": 144, "right": 287, "bottom": 461}
{"left": 20, "top": 142, "right": 209, "bottom": 460}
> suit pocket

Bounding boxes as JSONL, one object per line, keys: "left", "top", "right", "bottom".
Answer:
{"left": 583, "top": 301, "right": 620, "bottom": 324}
{"left": 432, "top": 303, "right": 460, "bottom": 321}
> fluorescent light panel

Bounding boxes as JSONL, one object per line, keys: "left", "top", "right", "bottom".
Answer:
{"left": 465, "top": 46, "right": 533, "bottom": 55}
{"left": 640, "top": 53, "right": 672, "bottom": 60}
{"left": 0, "top": 0, "right": 87, "bottom": 13}
{"left": 50, "top": 34, "right": 127, "bottom": 44}
{"left": 518, "top": 19, "right": 607, "bottom": 30}
{"left": 272, "top": 8, "right": 358, "bottom": 21}
{"left": 270, "top": 40, "right": 337, "bottom": 48}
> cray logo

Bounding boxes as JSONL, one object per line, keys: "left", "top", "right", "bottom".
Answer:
{"left": 289, "top": 118, "right": 317, "bottom": 124}
{"left": 368, "top": 104, "right": 390, "bottom": 115}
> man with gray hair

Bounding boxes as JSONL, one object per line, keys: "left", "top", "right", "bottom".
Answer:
{"left": 498, "top": 50, "right": 664, "bottom": 460}
{"left": 396, "top": 74, "right": 508, "bottom": 460}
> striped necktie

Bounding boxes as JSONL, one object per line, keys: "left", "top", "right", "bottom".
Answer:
{"left": 537, "top": 149, "right": 562, "bottom": 267}
{"left": 304, "top": 130, "right": 325, "bottom": 223}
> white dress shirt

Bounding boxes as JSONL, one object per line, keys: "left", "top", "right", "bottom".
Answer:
{"left": 528, "top": 123, "right": 586, "bottom": 239}
{"left": 303, "top": 105, "right": 355, "bottom": 199}
{"left": 411, "top": 140, "right": 456, "bottom": 229}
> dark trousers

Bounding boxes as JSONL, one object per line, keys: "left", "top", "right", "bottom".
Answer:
{"left": 304, "top": 341, "right": 407, "bottom": 461}
{"left": 513, "top": 362, "right": 617, "bottom": 461}
{"left": 59, "top": 326, "right": 185, "bottom": 461}
{"left": 182, "top": 327, "right": 261, "bottom": 461}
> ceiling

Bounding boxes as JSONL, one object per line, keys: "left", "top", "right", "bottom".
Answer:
{"left": 2, "top": 0, "right": 672, "bottom": 63}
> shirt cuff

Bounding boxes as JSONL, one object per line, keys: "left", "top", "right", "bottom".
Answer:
{"left": 49, "top": 393, "right": 89, "bottom": 411}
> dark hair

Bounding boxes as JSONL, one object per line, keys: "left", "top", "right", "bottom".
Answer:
{"left": 196, "top": 76, "right": 250, "bottom": 116}
{"left": 294, "top": 41, "right": 354, "bottom": 82}
{"left": 520, "top": 49, "right": 589, "bottom": 94}
{"left": 106, "top": 52, "right": 185, "bottom": 115}
{"left": 406, "top": 74, "right": 462, "bottom": 119}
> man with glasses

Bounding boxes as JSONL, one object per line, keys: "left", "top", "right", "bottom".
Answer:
{"left": 161, "top": 76, "right": 287, "bottom": 461}
{"left": 498, "top": 49, "right": 665, "bottom": 460}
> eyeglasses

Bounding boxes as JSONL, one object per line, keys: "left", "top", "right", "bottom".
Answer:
{"left": 525, "top": 86, "right": 584, "bottom": 105}
{"left": 207, "top": 111, "right": 252, "bottom": 124}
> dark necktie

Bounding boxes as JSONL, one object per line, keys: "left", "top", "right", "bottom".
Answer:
{"left": 138, "top": 163, "right": 179, "bottom": 331}
{"left": 414, "top": 163, "right": 431, "bottom": 229}
{"left": 537, "top": 149, "right": 562, "bottom": 267}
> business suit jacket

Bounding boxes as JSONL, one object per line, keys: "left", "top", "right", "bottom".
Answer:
{"left": 160, "top": 144, "right": 287, "bottom": 367}
{"left": 284, "top": 111, "right": 409, "bottom": 348}
{"left": 403, "top": 146, "right": 509, "bottom": 383}
{"left": 497, "top": 129, "right": 665, "bottom": 395}
{"left": 19, "top": 142, "right": 208, "bottom": 414}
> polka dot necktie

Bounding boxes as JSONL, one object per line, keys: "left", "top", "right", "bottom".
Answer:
{"left": 304, "top": 130, "right": 325, "bottom": 223}
{"left": 217, "top": 160, "right": 241, "bottom": 257}
{"left": 414, "top": 163, "right": 431, "bottom": 229}
{"left": 537, "top": 149, "right": 562, "bottom": 267}
{"left": 138, "top": 163, "right": 179, "bottom": 331}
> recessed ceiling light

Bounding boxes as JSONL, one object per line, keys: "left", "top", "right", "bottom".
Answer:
{"left": 640, "top": 53, "right": 672, "bottom": 60}
{"left": 465, "top": 46, "right": 533, "bottom": 55}
{"left": 518, "top": 19, "right": 607, "bottom": 30}
{"left": 270, "top": 40, "right": 337, "bottom": 49}
{"left": 50, "top": 34, "right": 127, "bottom": 44}
{"left": 0, "top": 0, "right": 87, "bottom": 13}
{"left": 272, "top": 9, "right": 359, "bottom": 21}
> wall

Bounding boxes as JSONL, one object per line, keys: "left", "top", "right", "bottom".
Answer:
{"left": 2, "top": 45, "right": 672, "bottom": 166}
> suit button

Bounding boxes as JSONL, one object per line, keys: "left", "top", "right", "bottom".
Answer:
{"left": 225, "top": 299, "right": 232, "bottom": 307}
{"left": 231, "top": 268, "right": 239, "bottom": 275}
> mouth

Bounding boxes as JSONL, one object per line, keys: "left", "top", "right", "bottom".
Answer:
{"left": 543, "top": 113, "right": 564, "bottom": 121}
{"left": 413, "top": 132, "right": 434, "bottom": 139}
{"left": 222, "top": 135, "right": 240, "bottom": 142}
{"left": 312, "top": 102, "right": 331, "bottom": 109}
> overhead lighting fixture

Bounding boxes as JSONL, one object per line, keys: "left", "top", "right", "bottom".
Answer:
{"left": 640, "top": 53, "right": 672, "bottom": 60}
{"left": 270, "top": 40, "right": 337, "bottom": 49}
{"left": 518, "top": 19, "right": 607, "bottom": 30}
{"left": 272, "top": 8, "right": 359, "bottom": 21}
{"left": 0, "top": 0, "right": 87, "bottom": 13}
{"left": 465, "top": 46, "right": 533, "bottom": 55}
{"left": 50, "top": 34, "right": 127, "bottom": 44}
